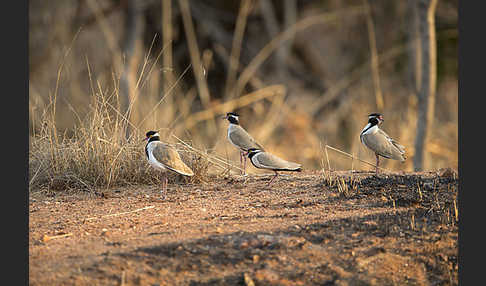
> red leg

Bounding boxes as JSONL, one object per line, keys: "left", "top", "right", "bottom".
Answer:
{"left": 375, "top": 153, "right": 380, "bottom": 175}
{"left": 267, "top": 171, "right": 279, "bottom": 186}
{"left": 239, "top": 151, "right": 244, "bottom": 175}
{"left": 161, "top": 173, "right": 168, "bottom": 194}
{"left": 243, "top": 156, "right": 247, "bottom": 175}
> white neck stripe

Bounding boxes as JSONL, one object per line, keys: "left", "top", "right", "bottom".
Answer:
{"left": 361, "top": 123, "right": 377, "bottom": 136}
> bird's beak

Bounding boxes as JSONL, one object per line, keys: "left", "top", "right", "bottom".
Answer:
{"left": 142, "top": 137, "right": 149, "bottom": 142}
{"left": 221, "top": 115, "right": 228, "bottom": 119}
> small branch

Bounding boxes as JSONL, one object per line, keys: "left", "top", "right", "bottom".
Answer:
{"left": 29, "top": 161, "right": 44, "bottom": 188}
{"left": 85, "top": 205, "right": 155, "bottom": 221}
{"left": 182, "top": 84, "right": 286, "bottom": 129}
{"left": 325, "top": 144, "right": 390, "bottom": 172}
{"left": 324, "top": 144, "right": 331, "bottom": 171}
{"left": 42, "top": 233, "right": 73, "bottom": 243}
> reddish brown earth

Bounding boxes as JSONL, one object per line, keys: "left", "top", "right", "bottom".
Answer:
{"left": 29, "top": 170, "right": 458, "bottom": 285}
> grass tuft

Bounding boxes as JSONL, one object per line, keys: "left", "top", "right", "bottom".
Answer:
{"left": 28, "top": 84, "right": 215, "bottom": 192}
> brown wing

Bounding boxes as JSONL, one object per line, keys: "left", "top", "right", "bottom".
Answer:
{"left": 362, "top": 130, "right": 406, "bottom": 161}
{"left": 152, "top": 143, "right": 194, "bottom": 176}
{"left": 253, "top": 152, "right": 301, "bottom": 171}
{"left": 229, "top": 125, "right": 265, "bottom": 151}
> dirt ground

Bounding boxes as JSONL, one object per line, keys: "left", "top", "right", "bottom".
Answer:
{"left": 29, "top": 170, "right": 458, "bottom": 286}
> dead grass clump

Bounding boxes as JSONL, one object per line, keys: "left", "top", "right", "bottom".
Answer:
{"left": 28, "top": 86, "right": 212, "bottom": 192}
{"left": 30, "top": 106, "right": 140, "bottom": 191}
{"left": 174, "top": 143, "right": 212, "bottom": 185}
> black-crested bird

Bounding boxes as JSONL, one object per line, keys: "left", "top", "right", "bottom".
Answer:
{"left": 223, "top": 112, "right": 264, "bottom": 175}
{"left": 246, "top": 148, "right": 302, "bottom": 186}
{"left": 359, "top": 113, "right": 406, "bottom": 174}
{"left": 144, "top": 130, "right": 194, "bottom": 192}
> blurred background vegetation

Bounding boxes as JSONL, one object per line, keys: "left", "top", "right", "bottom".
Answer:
{"left": 29, "top": 0, "right": 457, "bottom": 179}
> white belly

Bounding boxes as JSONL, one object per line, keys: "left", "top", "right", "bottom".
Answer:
{"left": 360, "top": 124, "right": 378, "bottom": 144}
{"left": 147, "top": 142, "right": 167, "bottom": 171}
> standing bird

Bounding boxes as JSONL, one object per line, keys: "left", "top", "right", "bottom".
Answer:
{"left": 246, "top": 148, "right": 302, "bottom": 186}
{"left": 223, "top": 112, "right": 265, "bottom": 175}
{"left": 144, "top": 131, "right": 194, "bottom": 193}
{"left": 360, "top": 113, "right": 406, "bottom": 174}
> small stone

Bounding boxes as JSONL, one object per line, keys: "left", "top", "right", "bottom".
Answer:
{"left": 244, "top": 273, "right": 255, "bottom": 286}
{"left": 253, "top": 255, "right": 260, "bottom": 264}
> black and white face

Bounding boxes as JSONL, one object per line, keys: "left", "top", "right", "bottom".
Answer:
{"left": 144, "top": 130, "right": 160, "bottom": 142}
{"left": 225, "top": 112, "right": 240, "bottom": 124}
{"left": 247, "top": 148, "right": 262, "bottom": 159}
{"left": 368, "top": 113, "right": 384, "bottom": 125}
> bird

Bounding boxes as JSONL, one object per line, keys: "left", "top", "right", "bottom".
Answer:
{"left": 246, "top": 148, "right": 302, "bottom": 186}
{"left": 223, "top": 112, "right": 265, "bottom": 175}
{"left": 359, "top": 113, "right": 406, "bottom": 174}
{"left": 144, "top": 130, "right": 194, "bottom": 193}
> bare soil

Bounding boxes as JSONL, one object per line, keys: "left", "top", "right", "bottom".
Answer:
{"left": 29, "top": 170, "right": 458, "bottom": 286}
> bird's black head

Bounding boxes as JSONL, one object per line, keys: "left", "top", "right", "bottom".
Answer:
{"left": 144, "top": 130, "right": 160, "bottom": 142}
{"left": 368, "top": 113, "right": 384, "bottom": 125}
{"left": 247, "top": 148, "right": 262, "bottom": 159}
{"left": 224, "top": 112, "right": 240, "bottom": 125}
{"left": 146, "top": 130, "right": 157, "bottom": 137}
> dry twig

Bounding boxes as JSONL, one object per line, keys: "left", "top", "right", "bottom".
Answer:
{"left": 85, "top": 205, "right": 155, "bottom": 221}
{"left": 42, "top": 233, "right": 73, "bottom": 243}
{"left": 182, "top": 85, "right": 285, "bottom": 129}
{"left": 325, "top": 144, "right": 391, "bottom": 172}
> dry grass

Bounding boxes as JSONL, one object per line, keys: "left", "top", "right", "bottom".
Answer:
{"left": 28, "top": 70, "right": 216, "bottom": 191}
{"left": 29, "top": 2, "right": 457, "bottom": 192}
